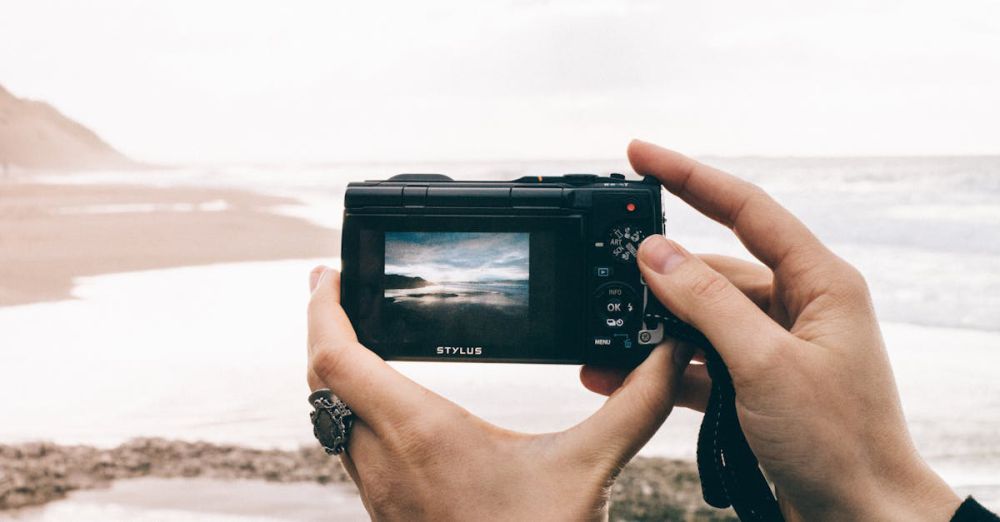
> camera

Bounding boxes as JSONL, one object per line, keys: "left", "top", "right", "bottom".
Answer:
{"left": 340, "top": 173, "right": 689, "bottom": 366}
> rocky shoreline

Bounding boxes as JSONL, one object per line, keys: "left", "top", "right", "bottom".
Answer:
{"left": 0, "top": 438, "right": 735, "bottom": 521}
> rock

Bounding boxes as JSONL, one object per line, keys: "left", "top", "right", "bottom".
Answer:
{"left": 0, "top": 439, "right": 730, "bottom": 519}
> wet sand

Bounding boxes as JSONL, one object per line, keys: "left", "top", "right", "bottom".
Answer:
{"left": 0, "top": 181, "right": 338, "bottom": 307}
{"left": 7, "top": 478, "right": 369, "bottom": 522}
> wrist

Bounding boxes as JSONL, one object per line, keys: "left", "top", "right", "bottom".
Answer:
{"left": 852, "top": 452, "right": 962, "bottom": 521}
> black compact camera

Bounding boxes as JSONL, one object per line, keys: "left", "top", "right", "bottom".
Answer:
{"left": 341, "top": 173, "right": 692, "bottom": 366}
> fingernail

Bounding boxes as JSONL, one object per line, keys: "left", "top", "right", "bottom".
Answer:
{"left": 639, "top": 235, "right": 686, "bottom": 273}
{"left": 309, "top": 266, "right": 327, "bottom": 292}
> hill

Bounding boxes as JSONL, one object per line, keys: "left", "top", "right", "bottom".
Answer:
{"left": 384, "top": 274, "right": 433, "bottom": 289}
{"left": 0, "top": 84, "right": 136, "bottom": 171}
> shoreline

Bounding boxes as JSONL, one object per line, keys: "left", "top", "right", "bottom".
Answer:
{"left": 0, "top": 180, "right": 339, "bottom": 307}
{"left": 0, "top": 439, "right": 349, "bottom": 511}
{"left": 0, "top": 439, "right": 735, "bottom": 521}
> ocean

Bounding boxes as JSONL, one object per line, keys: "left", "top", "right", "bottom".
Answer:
{"left": 2, "top": 156, "right": 999, "bottom": 512}
{"left": 385, "top": 281, "right": 530, "bottom": 308}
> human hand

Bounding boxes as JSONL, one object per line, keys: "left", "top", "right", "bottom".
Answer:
{"left": 306, "top": 266, "right": 691, "bottom": 521}
{"left": 581, "top": 140, "right": 961, "bottom": 521}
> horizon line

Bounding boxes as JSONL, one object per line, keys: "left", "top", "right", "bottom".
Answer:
{"left": 88, "top": 152, "right": 1000, "bottom": 172}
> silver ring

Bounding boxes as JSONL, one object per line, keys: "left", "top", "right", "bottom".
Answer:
{"left": 309, "top": 388, "right": 354, "bottom": 455}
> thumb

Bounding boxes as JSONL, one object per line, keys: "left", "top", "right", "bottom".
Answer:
{"left": 560, "top": 342, "right": 692, "bottom": 468}
{"left": 637, "top": 235, "right": 787, "bottom": 377}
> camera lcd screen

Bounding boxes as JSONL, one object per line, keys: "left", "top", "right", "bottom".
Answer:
{"left": 345, "top": 215, "right": 584, "bottom": 361}
{"left": 383, "top": 232, "right": 530, "bottom": 343}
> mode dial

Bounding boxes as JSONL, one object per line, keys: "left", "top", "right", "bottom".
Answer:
{"left": 607, "top": 224, "right": 646, "bottom": 264}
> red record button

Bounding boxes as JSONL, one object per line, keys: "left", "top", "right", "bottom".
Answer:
{"left": 626, "top": 202, "right": 637, "bottom": 212}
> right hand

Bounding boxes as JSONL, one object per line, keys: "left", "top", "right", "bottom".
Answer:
{"left": 581, "top": 140, "right": 961, "bottom": 521}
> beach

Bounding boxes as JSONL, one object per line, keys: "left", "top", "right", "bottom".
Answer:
{"left": 0, "top": 181, "right": 337, "bottom": 307}
{"left": 2, "top": 158, "right": 999, "bottom": 519}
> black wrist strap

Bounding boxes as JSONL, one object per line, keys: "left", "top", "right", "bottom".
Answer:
{"left": 952, "top": 497, "right": 1000, "bottom": 522}
{"left": 646, "top": 307, "right": 784, "bottom": 522}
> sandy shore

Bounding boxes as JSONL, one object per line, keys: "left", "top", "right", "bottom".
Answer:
{"left": 0, "top": 180, "right": 338, "bottom": 307}
{"left": 0, "top": 439, "right": 735, "bottom": 521}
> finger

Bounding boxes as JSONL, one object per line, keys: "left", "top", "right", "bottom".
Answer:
{"left": 581, "top": 357, "right": 710, "bottom": 406}
{"left": 676, "top": 363, "right": 711, "bottom": 412}
{"left": 581, "top": 357, "right": 709, "bottom": 412}
{"left": 308, "top": 267, "right": 446, "bottom": 430}
{"left": 697, "top": 254, "right": 772, "bottom": 311}
{"left": 638, "top": 235, "right": 789, "bottom": 375}
{"left": 562, "top": 342, "right": 690, "bottom": 466}
{"left": 338, "top": 453, "right": 372, "bottom": 514}
{"left": 579, "top": 340, "right": 698, "bottom": 396}
{"left": 579, "top": 365, "right": 629, "bottom": 396}
{"left": 341, "top": 420, "right": 378, "bottom": 516}
{"left": 628, "top": 140, "right": 845, "bottom": 291}
{"left": 307, "top": 266, "right": 357, "bottom": 357}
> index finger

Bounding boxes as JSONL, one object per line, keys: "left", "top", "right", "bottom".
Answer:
{"left": 627, "top": 140, "right": 835, "bottom": 276}
{"left": 308, "top": 267, "right": 445, "bottom": 432}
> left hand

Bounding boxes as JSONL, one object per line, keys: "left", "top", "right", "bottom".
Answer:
{"left": 306, "top": 266, "right": 692, "bottom": 521}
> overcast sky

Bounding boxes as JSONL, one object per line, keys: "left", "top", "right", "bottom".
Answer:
{"left": 2, "top": 0, "right": 998, "bottom": 163}
{"left": 385, "top": 232, "right": 529, "bottom": 283}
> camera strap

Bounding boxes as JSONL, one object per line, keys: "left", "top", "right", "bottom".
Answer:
{"left": 644, "top": 307, "right": 784, "bottom": 522}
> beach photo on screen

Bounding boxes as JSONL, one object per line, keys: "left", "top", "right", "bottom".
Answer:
{"left": 382, "top": 232, "right": 529, "bottom": 343}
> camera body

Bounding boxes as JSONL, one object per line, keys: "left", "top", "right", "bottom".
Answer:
{"left": 340, "top": 173, "right": 669, "bottom": 366}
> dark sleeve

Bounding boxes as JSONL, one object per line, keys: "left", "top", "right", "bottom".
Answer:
{"left": 952, "top": 497, "right": 1000, "bottom": 522}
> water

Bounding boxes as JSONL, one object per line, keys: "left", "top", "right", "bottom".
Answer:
{"left": 4, "top": 156, "right": 1000, "bottom": 511}
{"left": 5, "top": 478, "right": 367, "bottom": 522}
{"left": 385, "top": 281, "right": 530, "bottom": 307}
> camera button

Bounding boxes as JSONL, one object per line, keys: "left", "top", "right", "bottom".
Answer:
{"left": 604, "top": 317, "right": 626, "bottom": 328}
{"left": 594, "top": 266, "right": 613, "bottom": 278}
{"left": 593, "top": 337, "right": 613, "bottom": 347}
{"left": 595, "top": 283, "right": 639, "bottom": 331}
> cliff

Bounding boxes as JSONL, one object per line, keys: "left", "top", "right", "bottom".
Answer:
{"left": 0, "top": 84, "right": 137, "bottom": 170}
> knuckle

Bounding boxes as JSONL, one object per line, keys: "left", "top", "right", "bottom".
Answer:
{"left": 688, "top": 270, "right": 731, "bottom": 303}
{"left": 733, "top": 336, "right": 793, "bottom": 383}
{"left": 840, "top": 262, "right": 869, "bottom": 291}
{"left": 729, "top": 183, "right": 770, "bottom": 226}
{"left": 828, "top": 260, "right": 871, "bottom": 304}
{"left": 309, "top": 343, "right": 350, "bottom": 381}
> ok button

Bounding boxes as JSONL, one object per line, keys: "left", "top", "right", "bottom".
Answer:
{"left": 594, "top": 282, "right": 638, "bottom": 331}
